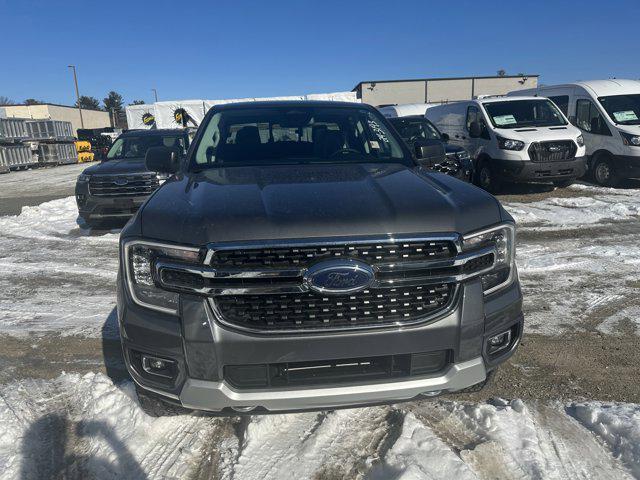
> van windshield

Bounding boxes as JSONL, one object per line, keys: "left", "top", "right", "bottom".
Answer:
{"left": 598, "top": 94, "right": 640, "bottom": 125}
{"left": 191, "top": 106, "right": 409, "bottom": 169}
{"left": 483, "top": 99, "right": 567, "bottom": 129}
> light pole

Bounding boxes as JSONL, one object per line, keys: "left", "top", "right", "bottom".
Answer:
{"left": 68, "top": 65, "right": 85, "bottom": 128}
{"left": 151, "top": 88, "right": 158, "bottom": 102}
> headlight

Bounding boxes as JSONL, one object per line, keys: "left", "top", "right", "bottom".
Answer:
{"left": 156, "top": 173, "right": 170, "bottom": 185}
{"left": 462, "top": 223, "right": 515, "bottom": 294}
{"left": 620, "top": 131, "right": 640, "bottom": 147}
{"left": 496, "top": 136, "right": 525, "bottom": 151}
{"left": 576, "top": 135, "right": 585, "bottom": 147}
{"left": 123, "top": 240, "right": 201, "bottom": 314}
{"left": 78, "top": 173, "right": 91, "bottom": 182}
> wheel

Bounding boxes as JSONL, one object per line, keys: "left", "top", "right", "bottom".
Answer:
{"left": 476, "top": 161, "right": 502, "bottom": 193}
{"left": 455, "top": 369, "right": 496, "bottom": 394}
{"left": 135, "top": 385, "right": 191, "bottom": 417}
{"left": 592, "top": 155, "right": 620, "bottom": 187}
{"left": 553, "top": 179, "right": 574, "bottom": 188}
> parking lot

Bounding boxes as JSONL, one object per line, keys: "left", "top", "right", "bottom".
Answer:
{"left": 1, "top": 166, "right": 640, "bottom": 479}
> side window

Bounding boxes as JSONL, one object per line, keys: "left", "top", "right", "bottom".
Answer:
{"left": 466, "top": 106, "right": 490, "bottom": 139}
{"left": 576, "top": 99, "right": 611, "bottom": 136}
{"left": 549, "top": 95, "right": 569, "bottom": 116}
{"left": 465, "top": 106, "right": 478, "bottom": 131}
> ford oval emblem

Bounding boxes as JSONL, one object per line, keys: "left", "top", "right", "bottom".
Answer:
{"left": 304, "top": 259, "right": 375, "bottom": 295}
{"left": 114, "top": 178, "right": 128, "bottom": 186}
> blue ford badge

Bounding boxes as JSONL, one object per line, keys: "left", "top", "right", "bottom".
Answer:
{"left": 304, "top": 259, "right": 375, "bottom": 294}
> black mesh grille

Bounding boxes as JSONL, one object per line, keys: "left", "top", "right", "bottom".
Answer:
{"left": 210, "top": 241, "right": 456, "bottom": 269}
{"left": 528, "top": 141, "right": 577, "bottom": 163}
{"left": 214, "top": 283, "right": 453, "bottom": 331}
{"left": 89, "top": 174, "right": 159, "bottom": 196}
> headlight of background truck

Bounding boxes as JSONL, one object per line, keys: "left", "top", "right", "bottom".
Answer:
{"left": 123, "top": 240, "right": 201, "bottom": 314}
{"left": 462, "top": 223, "right": 516, "bottom": 295}
{"left": 576, "top": 135, "right": 585, "bottom": 147}
{"left": 77, "top": 174, "right": 91, "bottom": 182}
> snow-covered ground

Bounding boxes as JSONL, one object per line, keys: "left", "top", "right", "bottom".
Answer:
{"left": 1, "top": 372, "right": 639, "bottom": 479}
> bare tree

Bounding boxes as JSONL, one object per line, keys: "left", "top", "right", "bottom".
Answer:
{"left": 497, "top": 69, "right": 507, "bottom": 77}
{"left": 0, "top": 96, "right": 14, "bottom": 105}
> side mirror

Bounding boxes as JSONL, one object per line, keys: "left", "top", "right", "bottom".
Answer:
{"left": 469, "top": 121, "right": 482, "bottom": 138}
{"left": 414, "top": 139, "right": 446, "bottom": 167}
{"left": 441, "top": 133, "right": 450, "bottom": 142}
{"left": 145, "top": 146, "right": 180, "bottom": 174}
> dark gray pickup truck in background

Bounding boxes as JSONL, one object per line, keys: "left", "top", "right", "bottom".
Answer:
{"left": 116, "top": 101, "right": 523, "bottom": 415}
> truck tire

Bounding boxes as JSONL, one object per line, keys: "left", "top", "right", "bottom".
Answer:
{"left": 135, "top": 385, "right": 191, "bottom": 417}
{"left": 476, "top": 160, "right": 502, "bottom": 193}
{"left": 592, "top": 154, "right": 620, "bottom": 187}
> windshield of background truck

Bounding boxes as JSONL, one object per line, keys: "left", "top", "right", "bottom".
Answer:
{"left": 192, "top": 106, "right": 409, "bottom": 169}
{"left": 389, "top": 118, "right": 441, "bottom": 142}
{"left": 483, "top": 99, "right": 567, "bottom": 129}
{"left": 598, "top": 94, "right": 640, "bottom": 125}
{"left": 106, "top": 135, "right": 186, "bottom": 160}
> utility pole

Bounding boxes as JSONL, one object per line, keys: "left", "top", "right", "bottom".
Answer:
{"left": 68, "top": 65, "right": 85, "bottom": 128}
{"left": 151, "top": 88, "right": 158, "bottom": 102}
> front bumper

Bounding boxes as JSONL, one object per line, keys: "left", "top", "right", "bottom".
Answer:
{"left": 118, "top": 272, "right": 524, "bottom": 413}
{"left": 493, "top": 156, "right": 587, "bottom": 182}
{"left": 75, "top": 182, "right": 149, "bottom": 224}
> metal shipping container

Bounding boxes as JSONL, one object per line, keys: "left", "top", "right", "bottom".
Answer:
{"left": 0, "top": 118, "right": 29, "bottom": 143}
{"left": 0, "top": 145, "right": 36, "bottom": 171}
{"left": 37, "top": 143, "right": 78, "bottom": 165}
{"left": 26, "top": 120, "right": 74, "bottom": 141}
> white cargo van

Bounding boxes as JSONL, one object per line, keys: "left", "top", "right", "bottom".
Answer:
{"left": 510, "top": 80, "right": 640, "bottom": 186}
{"left": 426, "top": 97, "right": 587, "bottom": 192}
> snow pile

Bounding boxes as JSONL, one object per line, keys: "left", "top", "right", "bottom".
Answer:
{"left": 504, "top": 184, "right": 640, "bottom": 229}
{"left": 1, "top": 372, "right": 639, "bottom": 479}
{"left": 0, "top": 197, "right": 119, "bottom": 337}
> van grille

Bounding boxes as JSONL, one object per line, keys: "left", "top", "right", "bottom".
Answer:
{"left": 89, "top": 174, "right": 159, "bottom": 196}
{"left": 528, "top": 141, "right": 577, "bottom": 163}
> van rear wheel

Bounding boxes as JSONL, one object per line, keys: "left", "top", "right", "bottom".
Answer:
{"left": 476, "top": 161, "right": 502, "bottom": 193}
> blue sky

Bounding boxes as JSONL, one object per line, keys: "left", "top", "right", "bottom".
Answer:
{"left": 1, "top": 0, "right": 638, "bottom": 106}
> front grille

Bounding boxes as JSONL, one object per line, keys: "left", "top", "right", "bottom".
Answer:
{"left": 214, "top": 283, "right": 453, "bottom": 331}
{"left": 89, "top": 174, "right": 159, "bottom": 196}
{"left": 528, "top": 141, "right": 577, "bottom": 163}
{"left": 209, "top": 240, "right": 456, "bottom": 269}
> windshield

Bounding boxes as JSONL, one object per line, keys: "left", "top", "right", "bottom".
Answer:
{"left": 192, "top": 106, "right": 409, "bottom": 169}
{"left": 389, "top": 118, "right": 442, "bottom": 142}
{"left": 106, "top": 135, "right": 187, "bottom": 160}
{"left": 483, "top": 99, "right": 567, "bottom": 129}
{"left": 598, "top": 94, "right": 640, "bottom": 125}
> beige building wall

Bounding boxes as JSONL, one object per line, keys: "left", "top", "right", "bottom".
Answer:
{"left": 359, "top": 81, "right": 425, "bottom": 106}
{"left": 426, "top": 78, "right": 473, "bottom": 103}
{"left": 2, "top": 104, "right": 111, "bottom": 135}
{"left": 473, "top": 76, "right": 538, "bottom": 96}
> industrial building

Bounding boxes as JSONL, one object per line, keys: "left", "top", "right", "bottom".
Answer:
{"left": 352, "top": 74, "right": 539, "bottom": 106}
{"left": 0, "top": 103, "right": 110, "bottom": 135}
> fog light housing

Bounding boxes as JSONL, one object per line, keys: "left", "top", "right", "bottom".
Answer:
{"left": 487, "top": 330, "right": 512, "bottom": 355}
{"left": 142, "top": 355, "right": 176, "bottom": 379}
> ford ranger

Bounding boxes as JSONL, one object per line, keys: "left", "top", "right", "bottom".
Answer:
{"left": 116, "top": 101, "right": 523, "bottom": 415}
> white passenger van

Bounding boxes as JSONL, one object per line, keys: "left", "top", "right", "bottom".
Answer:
{"left": 510, "top": 80, "right": 640, "bottom": 186}
{"left": 426, "top": 97, "right": 587, "bottom": 192}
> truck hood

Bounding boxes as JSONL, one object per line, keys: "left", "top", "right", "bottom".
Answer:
{"left": 82, "top": 157, "right": 150, "bottom": 175}
{"left": 138, "top": 163, "right": 503, "bottom": 246}
{"left": 493, "top": 125, "right": 582, "bottom": 143}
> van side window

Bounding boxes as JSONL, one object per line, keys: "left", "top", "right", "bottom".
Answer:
{"left": 466, "top": 106, "right": 490, "bottom": 139}
{"left": 576, "top": 99, "right": 611, "bottom": 136}
{"left": 548, "top": 95, "right": 569, "bottom": 116}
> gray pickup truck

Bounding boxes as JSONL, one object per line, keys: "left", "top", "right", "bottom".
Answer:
{"left": 117, "top": 101, "right": 523, "bottom": 415}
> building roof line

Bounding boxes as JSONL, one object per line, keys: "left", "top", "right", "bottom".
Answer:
{"left": 352, "top": 74, "right": 540, "bottom": 91}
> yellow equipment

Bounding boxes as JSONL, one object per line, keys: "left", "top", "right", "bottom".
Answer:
{"left": 78, "top": 151, "right": 95, "bottom": 163}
